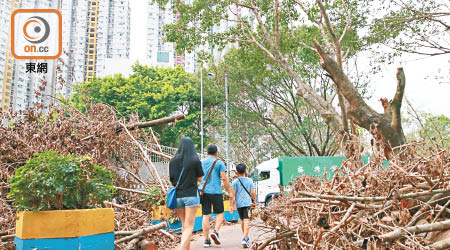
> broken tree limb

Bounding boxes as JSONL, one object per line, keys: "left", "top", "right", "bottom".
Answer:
{"left": 379, "top": 219, "right": 450, "bottom": 241}
{"left": 257, "top": 231, "right": 295, "bottom": 250}
{"left": 81, "top": 113, "right": 185, "bottom": 141}
{"left": 0, "top": 234, "right": 14, "bottom": 241}
{"left": 112, "top": 186, "right": 152, "bottom": 196}
{"left": 104, "top": 201, "right": 147, "bottom": 214}
{"left": 114, "top": 222, "right": 167, "bottom": 245}
{"left": 293, "top": 189, "right": 450, "bottom": 203}
{"left": 159, "top": 229, "right": 177, "bottom": 240}
{"left": 119, "top": 121, "right": 167, "bottom": 193}
{"left": 119, "top": 113, "right": 185, "bottom": 132}
{"left": 324, "top": 203, "right": 355, "bottom": 237}
{"left": 125, "top": 238, "right": 140, "bottom": 250}
{"left": 429, "top": 238, "right": 450, "bottom": 250}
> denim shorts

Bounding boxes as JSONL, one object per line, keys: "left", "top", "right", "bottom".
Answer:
{"left": 175, "top": 192, "right": 200, "bottom": 209}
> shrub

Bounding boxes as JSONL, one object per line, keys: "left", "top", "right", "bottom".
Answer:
{"left": 8, "top": 151, "right": 115, "bottom": 211}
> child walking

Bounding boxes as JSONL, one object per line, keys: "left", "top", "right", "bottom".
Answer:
{"left": 230, "top": 164, "right": 256, "bottom": 248}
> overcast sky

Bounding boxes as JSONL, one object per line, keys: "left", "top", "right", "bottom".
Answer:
{"left": 129, "top": 1, "right": 450, "bottom": 117}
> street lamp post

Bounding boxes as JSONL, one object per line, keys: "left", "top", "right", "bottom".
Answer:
{"left": 207, "top": 71, "right": 231, "bottom": 175}
{"left": 225, "top": 72, "right": 230, "bottom": 175}
{"left": 200, "top": 67, "right": 204, "bottom": 156}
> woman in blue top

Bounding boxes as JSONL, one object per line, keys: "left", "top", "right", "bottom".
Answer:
{"left": 230, "top": 163, "right": 256, "bottom": 248}
{"left": 169, "top": 137, "right": 204, "bottom": 250}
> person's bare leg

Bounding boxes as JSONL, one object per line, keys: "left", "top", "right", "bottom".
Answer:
{"left": 175, "top": 209, "right": 186, "bottom": 250}
{"left": 214, "top": 212, "right": 224, "bottom": 232}
{"left": 243, "top": 218, "right": 250, "bottom": 239}
{"left": 180, "top": 206, "right": 198, "bottom": 250}
{"left": 202, "top": 214, "right": 211, "bottom": 239}
{"left": 241, "top": 220, "right": 244, "bottom": 233}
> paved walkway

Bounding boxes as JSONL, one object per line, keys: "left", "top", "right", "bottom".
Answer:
{"left": 172, "top": 222, "right": 267, "bottom": 250}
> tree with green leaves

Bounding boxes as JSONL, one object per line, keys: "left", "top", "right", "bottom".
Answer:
{"left": 204, "top": 45, "right": 345, "bottom": 162}
{"left": 406, "top": 112, "right": 450, "bottom": 150}
{"left": 158, "top": 0, "right": 448, "bottom": 152}
{"left": 71, "top": 64, "right": 201, "bottom": 147}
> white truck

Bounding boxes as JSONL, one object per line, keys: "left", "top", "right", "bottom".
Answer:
{"left": 250, "top": 156, "right": 381, "bottom": 206}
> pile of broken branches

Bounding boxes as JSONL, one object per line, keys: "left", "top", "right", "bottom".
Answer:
{"left": 0, "top": 104, "right": 183, "bottom": 249}
{"left": 257, "top": 142, "right": 450, "bottom": 249}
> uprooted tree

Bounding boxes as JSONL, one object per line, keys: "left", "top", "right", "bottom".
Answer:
{"left": 159, "top": 0, "right": 449, "bottom": 151}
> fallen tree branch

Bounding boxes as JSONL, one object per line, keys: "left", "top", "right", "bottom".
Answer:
{"left": 159, "top": 229, "right": 177, "bottom": 240}
{"left": 114, "top": 222, "right": 168, "bottom": 245}
{"left": 429, "top": 238, "right": 450, "bottom": 250}
{"left": 257, "top": 231, "right": 295, "bottom": 250}
{"left": 104, "top": 201, "right": 147, "bottom": 214}
{"left": 293, "top": 189, "right": 450, "bottom": 203}
{"left": 379, "top": 219, "right": 450, "bottom": 241}
{"left": 81, "top": 113, "right": 185, "bottom": 141}
{"left": 120, "top": 113, "right": 185, "bottom": 132}
{"left": 119, "top": 121, "right": 167, "bottom": 193}
{"left": 125, "top": 238, "right": 140, "bottom": 250}
{"left": 0, "top": 234, "right": 14, "bottom": 241}
{"left": 113, "top": 186, "right": 152, "bottom": 196}
{"left": 324, "top": 203, "right": 355, "bottom": 237}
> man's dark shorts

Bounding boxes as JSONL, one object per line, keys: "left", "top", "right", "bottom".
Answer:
{"left": 237, "top": 207, "right": 250, "bottom": 220}
{"left": 201, "top": 193, "right": 224, "bottom": 215}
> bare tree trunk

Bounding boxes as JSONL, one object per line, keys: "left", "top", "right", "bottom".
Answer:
{"left": 312, "top": 40, "right": 406, "bottom": 150}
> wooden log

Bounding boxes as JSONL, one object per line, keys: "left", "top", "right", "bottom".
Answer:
{"left": 114, "top": 222, "right": 167, "bottom": 245}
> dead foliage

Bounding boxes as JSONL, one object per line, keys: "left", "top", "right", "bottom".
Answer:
{"left": 0, "top": 104, "right": 179, "bottom": 250}
{"left": 255, "top": 138, "right": 449, "bottom": 250}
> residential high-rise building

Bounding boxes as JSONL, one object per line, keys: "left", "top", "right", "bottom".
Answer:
{"left": 146, "top": 1, "right": 177, "bottom": 68}
{"left": 0, "top": 0, "right": 131, "bottom": 113}
{"left": 144, "top": 0, "right": 239, "bottom": 73}
{"left": 59, "top": 0, "right": 130, "bottom": 92}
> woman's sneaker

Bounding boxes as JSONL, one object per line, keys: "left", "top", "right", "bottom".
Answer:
{"left": 203, "top": 239, "right": 211, "bottom": 248}
{"left": 241, "top": 238, "right": 248, "bottom": 248}
{"left": 210, "top": 230, "right": 221, "bottom": 245}
{"left": 242, "top": 238, "right": 250, "bottom": 248}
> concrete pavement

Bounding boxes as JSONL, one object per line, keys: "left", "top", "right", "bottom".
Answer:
{"left": 172, "top": 221, "right": 268, "bottom": 250}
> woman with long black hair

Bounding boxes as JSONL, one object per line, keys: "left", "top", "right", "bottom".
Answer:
{"left": 169, "top": 137, "right": 204, "bottom": 250}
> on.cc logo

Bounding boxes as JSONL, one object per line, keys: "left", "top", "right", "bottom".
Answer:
{"left": 11, "top": 9, "right": 62, "bottom": 60}
{"left": 23, "top": 16, "right": 50, "bottom": 44}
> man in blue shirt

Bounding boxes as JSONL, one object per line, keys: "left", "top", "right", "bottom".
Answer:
{"left": 200, "top": 144, "right": 233, "bottom": 247}
{"left": 230, "top": 163, "right": 255, "bottom": 248}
